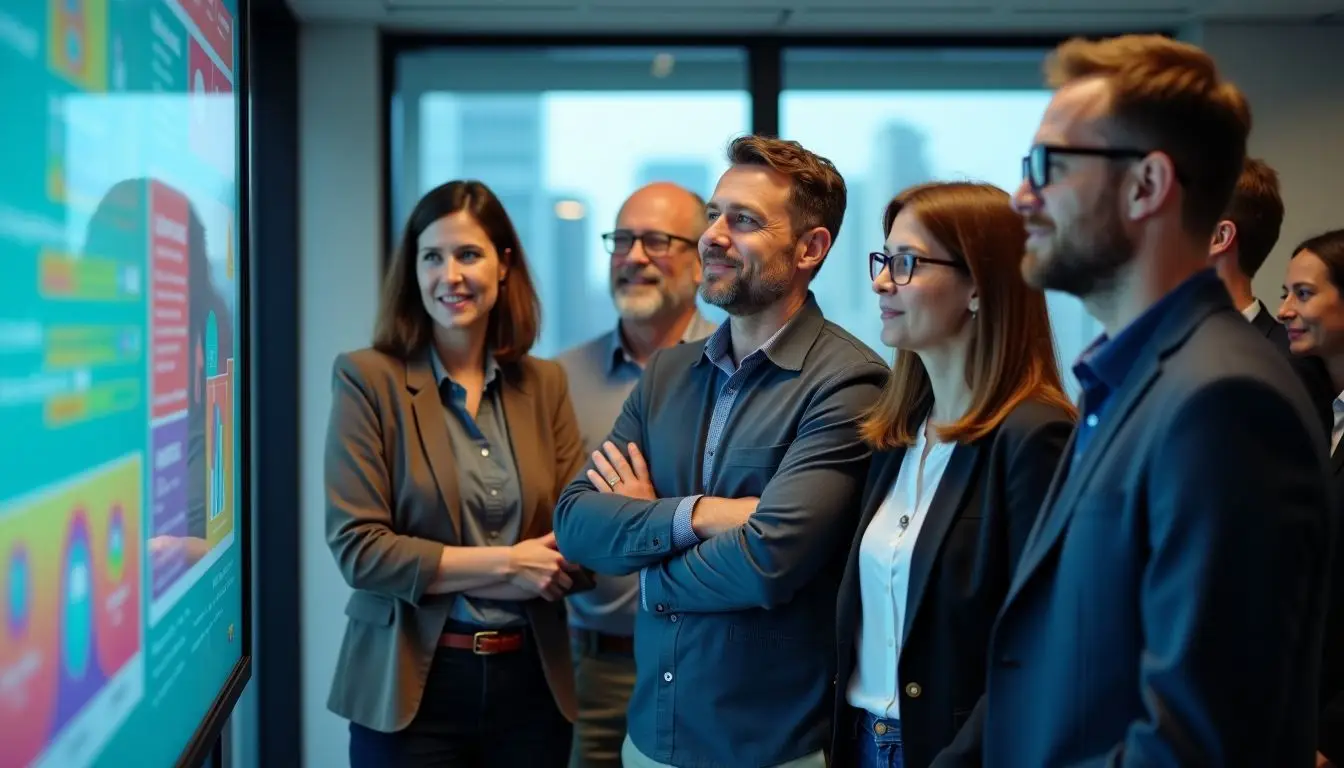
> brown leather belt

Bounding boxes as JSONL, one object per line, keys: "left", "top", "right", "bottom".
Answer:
{"left": 571, "top": 628, "right": 635, "bottom": 655}
{"left": 439, "top": 630, "right": 525, "bottom": 655}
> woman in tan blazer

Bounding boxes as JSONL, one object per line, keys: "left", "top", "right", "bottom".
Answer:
{"left": 325, "top": 180, "right": 587, "bottom": 767}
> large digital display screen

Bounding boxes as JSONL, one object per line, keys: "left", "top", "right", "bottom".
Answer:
{"left": 0, "top": 1, "right": 246, "bottom": 765}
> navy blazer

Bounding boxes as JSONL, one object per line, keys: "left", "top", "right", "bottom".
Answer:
{"left": 941, "top": 277, "right": 1334, "bottom": 767}
{"left": 832, "top": 399, "right": 1072, "bottom": 768}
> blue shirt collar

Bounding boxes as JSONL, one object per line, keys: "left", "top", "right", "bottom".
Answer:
{"left": 429, "top": 347, "right": 501, "bottom": 395}
{"left": 604, "top": 310, "right": 717, "bottom": 376}
{"left": 1074, "top": 269, "right": 1220, "bottom": 395}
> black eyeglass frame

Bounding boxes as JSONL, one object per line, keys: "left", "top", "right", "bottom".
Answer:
{"left": 1021, "top": 143, "right": 1187, "bottom": 193}
{"left": 601, "top": 229, "right": 699, "bottom": 258}
{"left": 869, "top": 251, "right": 966, "bottom": 285}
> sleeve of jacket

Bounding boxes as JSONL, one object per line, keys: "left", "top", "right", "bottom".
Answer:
{"left": 325, "top": 353, "right": 444, "bottom": 605}
{"left": 1072, "top": 376, "right": 1333, "bottom": 767}
{"left": 546, "top": 361, "right": 588, "bottom": 502}
{"left": 640, "top": 361, "right": 886, "bottom": 613}
{"left": 552, "top": 351, "right": 699, "bottom": 576}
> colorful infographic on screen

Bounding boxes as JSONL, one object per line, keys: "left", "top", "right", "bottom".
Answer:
{"left": 0, "top": 1, "right": 244, "bottom": 766}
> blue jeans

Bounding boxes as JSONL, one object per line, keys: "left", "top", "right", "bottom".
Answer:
{"left": 851, "top": 710, "right": 904, "bottom": 768}
{"left": 349, "top": 622, "right": 571, "bottom": 767}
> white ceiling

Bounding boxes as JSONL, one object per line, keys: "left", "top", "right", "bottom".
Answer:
{"left": 286, "top": 0, "right": 1344, "bottom": 33}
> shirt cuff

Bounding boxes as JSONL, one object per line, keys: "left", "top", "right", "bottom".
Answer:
{"left": 671, "top": 494, "right": 703, "bottom": 550}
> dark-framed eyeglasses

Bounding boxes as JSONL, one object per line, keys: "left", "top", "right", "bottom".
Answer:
{"left": 602, "top": 229, "right": 698, "bottom": 259}
{"left": 869, "top": 251, "right": 965, "bottom": 285}
{"left": 1021, "top": 143, "right": 1178, "bottom": 193}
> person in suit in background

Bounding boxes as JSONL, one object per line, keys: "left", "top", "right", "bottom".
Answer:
{"left": 832, "top": 182, "right": 1075, "bottom": 768}
{"left": 325, "top": 180, "right": 587, "bottom": 767}
{"left": 556, "top": 181, "right": 716, "bottom": 768}
{"left": 1277, "top": 227, "right": 1344, "bottom": 768}
{"left": 1209, "top": 157, "right": 1334, "bottom": 432}
{"left": 958, "top": 34, "right": 1333, "bottom": 766}
{"left": 554, "top": 135, "right": 888, "bottom": 768}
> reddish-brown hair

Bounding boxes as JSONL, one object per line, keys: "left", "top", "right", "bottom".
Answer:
{"left": 373, "top": 180, "right": 540, "bottom": 362}
{"left": 860, "top": 182, "right": 1076, "bottom": 448}
{"left": 1045, "top": 34, "right": 1251, "bottom": 238}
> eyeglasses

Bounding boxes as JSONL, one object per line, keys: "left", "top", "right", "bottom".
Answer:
{"left": 601, "top": 229, "right": 698, "bottom": 260}
{"left": 869, "top": 251, "right": 965, "bottom": 285}
{"left": 1021, "top": 143, "right": 1170, "bottom": 193}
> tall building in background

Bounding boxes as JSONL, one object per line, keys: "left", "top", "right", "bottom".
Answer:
{"left": 872, "top": 121, "right": 932, "bottom": 204}
{"left": 635, "top": 160, "right": 712, "bottom": 200}
{"left": 550, "top": 193, "right": 610, "bottom": 343}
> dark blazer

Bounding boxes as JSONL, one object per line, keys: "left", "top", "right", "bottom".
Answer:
{"left": 1250, "top": 299, "right": 1335, "bottom": 436}
{"left": 323, "top": 348, "right": 586, "bottom": 732}
{"left": 945, "top": 278, "right": 1334, "bottom": 767}
{"left": 832, "top": 400, "right": 1073, "bottom": 768}
{"left": 1324, "top": 455, "right": 1344, "bottom": 764}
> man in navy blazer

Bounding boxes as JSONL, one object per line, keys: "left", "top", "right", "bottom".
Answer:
{"left": 936, "top": 35, "right": 1334, "bottom": 767}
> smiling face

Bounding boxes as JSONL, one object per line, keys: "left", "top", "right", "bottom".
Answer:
{"left": 1279, "top": 249, "right": 1344, "bottom": 358}
{"left": 873, "top": 207, "right": 976, "bottom": 351}
{"left": 698, "top": 164, "right": 803, "bottom": 316}
{"left": 1012, "top": 78, "right": 1136, "bottom": 298}
{"left": 415, "top": 211, "right": 508, "bottom": 338}
{"left": 609, "top": 184, "right": 703, "bottom": 322}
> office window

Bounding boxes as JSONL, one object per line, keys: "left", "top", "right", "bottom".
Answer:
{"left": 781, "top": 48, "right": 1099, "bottom": 395}
{"left": 392, "top": 48, "right": 750, "bottom": 357}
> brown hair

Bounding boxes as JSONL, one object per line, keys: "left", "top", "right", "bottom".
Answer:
{"left": 726, "top": 135, "right": 847, "bottom": 275}
{"left": 1045, "top": 34, "right": 1251, "bottom": 238}
{"left": 373, "top": 180, "right": 540, "bottom": 362}
{"left": 1222, "top": 157, "right": 1284, "bottom": 278}
{"left": 860, "top": 182, "right": 1077, "bottom": 448}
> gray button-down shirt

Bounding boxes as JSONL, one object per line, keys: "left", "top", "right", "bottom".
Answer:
{"left": 431, "top": 351, "right": 527, "bottom": 628}
{"left": 555, "top": 311, "right": 717, "bottom": 636}
{"left": 553, "top": 294, "right": 889, "bottom": 767}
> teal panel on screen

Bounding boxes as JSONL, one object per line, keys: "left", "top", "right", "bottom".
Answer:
{"left": 0, "top": 1, "right": 245, "bottom": 766}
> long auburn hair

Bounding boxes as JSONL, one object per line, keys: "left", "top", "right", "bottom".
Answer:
{"left": 373, "top": 180, "right": 540, "bottom": 362}
{"left": 859, "top": 182, "right": 1076, "bottom": 448}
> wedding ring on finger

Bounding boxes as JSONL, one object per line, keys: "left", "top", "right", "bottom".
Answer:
{"left": 605, "top": 474, "right": 620, "bottom": 488}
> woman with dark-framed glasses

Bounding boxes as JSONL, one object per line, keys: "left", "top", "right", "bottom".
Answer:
{"left": 830, "top": 181, "right": 1076, "bottom": 768}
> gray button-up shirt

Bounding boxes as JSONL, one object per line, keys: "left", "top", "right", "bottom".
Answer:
{"left": 553, "top": 294, "right": 889, "bottom": 767}
{"left": 555, "top": 311, "right": 717, "bottom": 636}
{"left": 431, "top": 351, "right": 527, "bottom": 629}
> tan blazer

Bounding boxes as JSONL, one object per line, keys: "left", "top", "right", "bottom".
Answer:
{"left": 323, "top": 347, "right": 585, "bottom": 732}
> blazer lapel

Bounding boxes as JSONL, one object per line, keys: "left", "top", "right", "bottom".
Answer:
{"left": 1008, "top": 355, "right": 1160, "bottom": 598}
{"left": 837, "top": 447, "right": 906, "bottom": 656}
{"left": 902, "top": 441, "right": 979, "bottom": 644}
{"left": 499, "top": 368, "right": 541, "bottom": 537}
{"left": 407, "top": 355, "right": 462, "bottom": 540}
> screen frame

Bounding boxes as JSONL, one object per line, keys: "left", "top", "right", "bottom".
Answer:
{"left": 172, "top": 0, "right": 254, "bottom": 764}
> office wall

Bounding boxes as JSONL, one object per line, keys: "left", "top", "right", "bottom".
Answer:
{"left": 295, "top": 20, "right": 1343, "bottom": 766}
{"left": 1191, "top": 22, "right": 1344, "bottom": 305}
{"left": 298, "top": 23, "right": 381, "bottom": 768}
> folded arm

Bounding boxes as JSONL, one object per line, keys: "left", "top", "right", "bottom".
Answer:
{"left": 1073, "top": 378, "right": 1332, "bottom": 766}
{"left": 640, "top": 363, "right": 886, "bottom": 613}
{"left": 325, "top": 354, "right": 516, "bottom": 603}
{"left": 552, "top": 356, "right": 702, "bottom": 575}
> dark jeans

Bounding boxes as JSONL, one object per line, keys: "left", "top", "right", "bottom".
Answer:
{"left": 850, "top": 709, "right": 904, "bottom": 768}
{"left": 349, "top": 625, "right": 572, "bottom": 768}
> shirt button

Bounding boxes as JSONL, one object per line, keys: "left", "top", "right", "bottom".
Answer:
{"left": 655, "top": 603, "right": 666, "bottom": 613}
{"left": 1085, "top": 414, "right": 1099, "bottom": 427}
{"left": 905, "top": 682, "right": 922, "bottom": 698}
{"left": 669, "top": 614, "right": 678, "bottom": 622}
{"left": 480, "top": 448, "right": 490, "bottom": 457}
{"left": 652, "top": 538, "right": 661, "bottom": 547}
{"left": 663, "top": 671, "right": 673, "bottom": 683}
{"left": 490, "top": 489, "right": 498, "bottom": 497}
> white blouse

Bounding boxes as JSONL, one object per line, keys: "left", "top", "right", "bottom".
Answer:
{"left": 846, "top": 420, "right": 955, "bottom": 720}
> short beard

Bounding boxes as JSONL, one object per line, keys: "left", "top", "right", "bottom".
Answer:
{"left": 700, "top": 264, "right": 789, "bottom": 316}
{"left": 1023, "top": 191, "right": 1133, "bottom": 298}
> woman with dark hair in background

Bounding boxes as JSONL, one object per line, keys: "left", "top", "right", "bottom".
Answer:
{"left": 324, "top": 180, "right": 586, "bottom": 767}
{"left": 1277, "top": 228, "right": 1344, "bottom": 768}
{"left": 832, "top": 182, "right": 1076, "bottom": 767}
